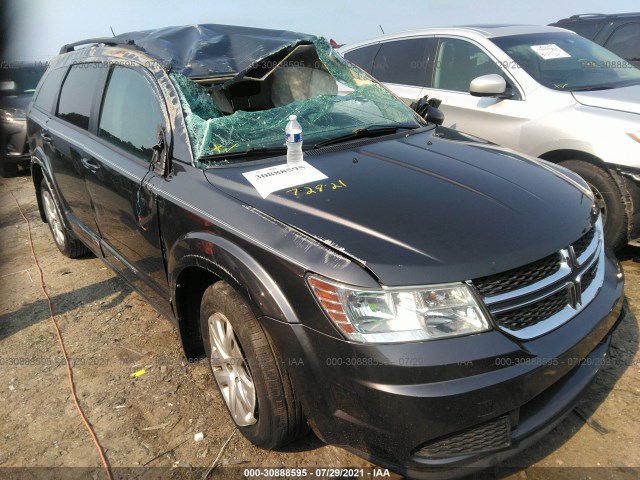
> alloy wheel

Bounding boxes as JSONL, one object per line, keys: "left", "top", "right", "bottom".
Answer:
{"left": 42, "top": 189, "right": 65, "bottom": 247}
{"left": 208, "top": 312, "right": 257, "bottom": 426}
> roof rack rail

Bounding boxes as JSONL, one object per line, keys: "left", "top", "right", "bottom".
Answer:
{"left": 59, "top": 37, "right": 137, "bottom": 54}
{"left": 568, "top": 13, "right": 606, "bottom": 19}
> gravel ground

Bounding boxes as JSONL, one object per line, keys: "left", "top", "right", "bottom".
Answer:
{"left": 1, "top": 173, "right": 639, "bottom": 480}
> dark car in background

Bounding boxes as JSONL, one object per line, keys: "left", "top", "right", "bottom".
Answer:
{"left": 26, "top": 24, "right": 624, "bottom": 479}
{"left": 0, "top": 61, "right": 46, "bottom": 176}
{"left": 550, "top": 12, "right": 640, "bottom": 67}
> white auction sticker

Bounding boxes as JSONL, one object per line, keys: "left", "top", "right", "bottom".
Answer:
{"left": 243, "top": 161, "right": 328, "bottom": 198}
{"left": 530, "top": 44, "right": 571, "bottom": 60}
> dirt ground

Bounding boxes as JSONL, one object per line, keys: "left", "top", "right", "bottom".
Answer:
{"left": 1, "top": 172, "right": 639, "bottom": 480}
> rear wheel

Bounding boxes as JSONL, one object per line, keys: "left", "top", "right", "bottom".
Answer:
{"left": 200, "top": 281, "right": 307, "bottom": 449}
{"left": 560, "top": 160, "right": 627, "bottom": 251}
{"left": 40, "top": 181, "right": 89, "bottom": 258}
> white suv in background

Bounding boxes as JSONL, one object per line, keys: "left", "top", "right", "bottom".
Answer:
{"left": 339, "top": 25, "right": 640, "bottom": 250}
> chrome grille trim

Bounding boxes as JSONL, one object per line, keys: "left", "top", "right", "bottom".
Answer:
{"left": 473, "top": 218, "right": 604, "bottom": 340}
{"left": 481, "top": 254, "right": 571, "bottom": 306}
{"left": 489, "top": 280, "right": 570, "bottom": 315}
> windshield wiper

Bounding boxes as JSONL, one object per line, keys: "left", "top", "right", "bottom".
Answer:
{"left": 201, "top": 146, "right": 287, "bottom": 163}
{"left": 570, "top": 85, "right": 615, "bottom": 92}
{"left": 311, "top": 124, "right": 418, "bottom": 149}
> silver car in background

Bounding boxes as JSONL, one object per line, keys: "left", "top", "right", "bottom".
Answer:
{"left": 339, "top": 25, "right": 640, "bottom": 250}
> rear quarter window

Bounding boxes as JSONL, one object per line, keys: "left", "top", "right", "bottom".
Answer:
{"left": 33, "top": 67, "right": 66, "bottom": 113}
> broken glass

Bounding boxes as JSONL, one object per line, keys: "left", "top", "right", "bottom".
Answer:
{"left": 169, "top": 38, "right": 422, "bottom": 166}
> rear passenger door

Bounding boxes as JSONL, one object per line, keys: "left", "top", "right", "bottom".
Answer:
{"left": 48, "top": 64, "right": 106, "bottom": 249}
{"left": 83, "top": 64, "right": 172, "bottom": 315}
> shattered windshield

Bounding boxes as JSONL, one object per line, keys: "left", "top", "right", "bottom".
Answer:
{"left": 170, "top": 38, "right": 424, "bottom": 166}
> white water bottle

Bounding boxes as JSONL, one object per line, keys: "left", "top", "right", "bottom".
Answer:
{"left": 285, "top": 115, "right": 303, "bottom": 164}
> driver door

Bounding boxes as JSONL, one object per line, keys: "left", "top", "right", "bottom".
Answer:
{"left": 83, "top": 64, "right": 172, "bottom": 315}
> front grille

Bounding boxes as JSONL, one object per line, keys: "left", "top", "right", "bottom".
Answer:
{"left": 474, "top": 253, "right": 561, "bottom": 297}
{"left": 472, "top": 222, "right": 603, "bottom": 339}
{"left": 572, "top": 227, "right": 595, "bottom": 258}
{"left": 494, "top": 289, "right": 570, "bottom": 331}
{"left": 414, "top": 416, "right": 511, "bottom": 459}
{"left": 581, "top": 262, "right": 598, "bottom": 292}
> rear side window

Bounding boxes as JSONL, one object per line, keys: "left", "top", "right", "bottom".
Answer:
{"left": 604, "top": 23, "right": 640, "bottom": 63}
{"left": 557, "top": 21, "right": 604, "bottom": 40}
{"left": 98, "top": 66, "right": 164, "bottom": 162}
{"left": 57, "top": 64, "right": 103, "bottom": 130}
{"left": 34, "top": 67, "right": 66, "bottom": 113}
{"left": 343, "top": 44, "right": 379, "bottom": 73}
{"left": 372, "top": 39, "right": 431, "bottom": 87}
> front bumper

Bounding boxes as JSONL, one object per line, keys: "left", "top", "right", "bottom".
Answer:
{"left": 1, "top": 118, "right": 29, "bottom": 168}
{"left": 261, "top": 249, "right": 624, "bottom": 478}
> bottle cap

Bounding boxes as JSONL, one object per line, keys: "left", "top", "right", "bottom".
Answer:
{"left": 289, "top": 115, "right": 297, "bottom": 121}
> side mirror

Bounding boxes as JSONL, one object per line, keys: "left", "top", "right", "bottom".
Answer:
{"left": 469, "top": 74, "right": 513, "bottom": 99}
{"left": 151, "top": 129, "right": 170, "bottom": 176}
{"left": 410, "top": 95, "right": 445, "bottom": 126}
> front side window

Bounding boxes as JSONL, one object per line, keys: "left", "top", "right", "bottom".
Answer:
{"left": 604, "top": 23, "right": 640, "bottom": 64}
{"left": 98, "top": 66, "right": 164, "bottom": 161}
{"left": 432, "top": 38, "right": 504, "bottom": 92}
{"left": 56, "top": 64, "right": 103, "bottom": 130}
{"left": 492, "top": 32, "right": 640, "bottom": 91}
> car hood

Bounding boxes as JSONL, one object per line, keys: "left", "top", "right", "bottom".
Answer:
{"left": 204, "top": 129, "right": 595, "bottom": 286}
{"left": 572, "top": 84, "right": 640, "bottom": 115}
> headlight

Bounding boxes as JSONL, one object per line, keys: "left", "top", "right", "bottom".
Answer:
{"left": 307, "top": 276, "right": 491, "bottom": 343}
{"left": 628, "top": 131, "right": 640, "bottom": 144}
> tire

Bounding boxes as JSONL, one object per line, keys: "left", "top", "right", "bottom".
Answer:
{"left": 200, "top": 281, "right": 307, "bottom": 449}
{"left": 560, "top": 160, "right": 627, "bottom": 251}
{"left": 40, "top": 181, "right": 89, "bottom": 258}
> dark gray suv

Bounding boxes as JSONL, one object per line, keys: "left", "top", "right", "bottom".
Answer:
{"left": 550, "top": 12, "right": 640, "bottom": 67}
{"left": 26, "top": 24, "right": 624, "bottom": 479}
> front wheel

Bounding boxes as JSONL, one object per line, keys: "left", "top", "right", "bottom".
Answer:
{"left": 560, "top": 160, "right": 627, "bottom": 251}
{"left": 200, "top": 281, "right": 307, "bottom": 449}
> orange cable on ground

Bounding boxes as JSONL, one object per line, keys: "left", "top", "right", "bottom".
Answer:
{"left": 11, "top": 191, "right": 113, "bottom": 480}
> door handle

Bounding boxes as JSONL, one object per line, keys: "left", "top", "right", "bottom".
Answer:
{"left": 40, "top": 130, "right": 53, "bottom": 143}
{"left": 81, "top": 157, "right": 100, "bottom": 172}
